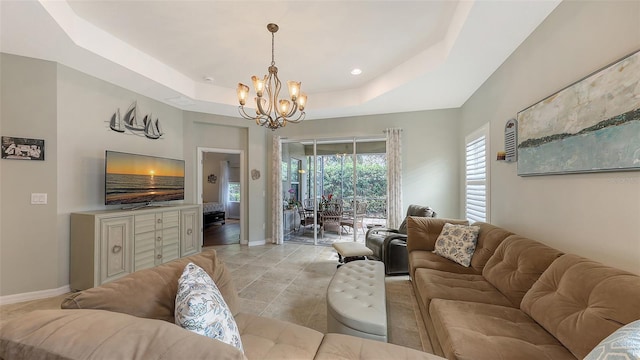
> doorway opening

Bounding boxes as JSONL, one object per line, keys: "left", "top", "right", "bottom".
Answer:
{"left": 197, "top": 147, "right": 245, "bottom": 246}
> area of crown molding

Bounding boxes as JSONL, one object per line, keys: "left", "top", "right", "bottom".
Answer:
{"left": 38, "top": 0, "right": 199, "bottom": 100}
{"left": 1, "top": 0, "right": 561, "bottom": 120}
{"left": 36, "top": 0, "right": 468, "bottom": 115}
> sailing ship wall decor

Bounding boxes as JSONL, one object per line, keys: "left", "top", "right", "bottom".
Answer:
{"left": 109, "top": 101, "right": 164, "bottom": 139}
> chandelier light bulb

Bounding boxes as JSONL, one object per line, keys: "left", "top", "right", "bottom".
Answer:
{"left": 252, "top": 75, "right": 266, "bottom": 97}
{"left": 287, "top": 81, "right": 301, "bottom": 101}
{"left": 279, "top": 99, "right": 291, "bottom": 116}
{"left": 297, "top": 93, "right": 307, "bottom": 111}
{"left": 236, "top": 83, "right": 249, "bottom": 106}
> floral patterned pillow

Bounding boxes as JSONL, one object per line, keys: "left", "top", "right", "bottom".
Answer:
{"left": 433, "top": 223, "right": 480, "bottom": 267}
{"left": 584, "top": 320, "right": 640, "bottom": 360}
{"left": 175, "top": 263, "right": 243, "bottom": 352}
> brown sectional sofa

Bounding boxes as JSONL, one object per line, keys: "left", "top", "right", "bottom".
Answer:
{"left": 0, "top": 250, "right": 443, "bottom": 360}
{"left": 407, "top": 217, "right": 640, "bottom": 360}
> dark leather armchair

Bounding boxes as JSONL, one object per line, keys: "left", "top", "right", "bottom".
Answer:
{"left": 365, "top": 204, "right": 436, "bottom": 275}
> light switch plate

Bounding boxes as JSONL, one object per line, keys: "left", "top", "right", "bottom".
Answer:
{"left": 31, "top": 193, "right": 47, "bottom": 204}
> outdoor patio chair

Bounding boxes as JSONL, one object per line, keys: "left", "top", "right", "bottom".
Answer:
{"left": 298, "top": 207, "right": 316, "bottom": 235}
{"left": 302, "top": 198, "right": 316, "bottom": 210}
{"left": 320, "top": 201, "right": 343, "bottom": 238}
{"left": 340, "top": 200, "right": 368, "bottom": 234}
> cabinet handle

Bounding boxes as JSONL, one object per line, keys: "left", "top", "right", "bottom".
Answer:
{"left": 157, "top": 236, "right": 162, "bottom": 242}
{"left": 157, "top": 254, "right": 162, "bottom": 259}
{"left": 157, "top": 218, "right": 162, "bottom": 224}
{"left": 187, "top": 229, "right": 192, "bottom": 235}
{"left": 112, "top": 245, "right": 122, "bottom": 254}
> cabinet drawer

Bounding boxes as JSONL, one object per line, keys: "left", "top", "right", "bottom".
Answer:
{"left": 134, "top": 231, "right": 156, "bottom": 271}
{"left": 162, "top": 242, "right": 180, "bottom": 263}
{"left": 161, "top": 211, "right": 180, "bottom": 229}
{"left": 135, "top": 213, "right": 157, "bottom": 234}
{"left": 161, "top": 227, "right": 180, "bottom": 263}
{"left": 162, "top": 227, "right": 180, "bottom": 243}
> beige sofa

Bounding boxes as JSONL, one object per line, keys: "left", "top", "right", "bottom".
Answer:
{"left": 406, "top": 217, "right": 640, "bottom": 360}
{"left": 0, "top": 250, "right": 443, "bottom": 360}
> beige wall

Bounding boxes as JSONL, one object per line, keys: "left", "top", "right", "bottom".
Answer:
{"left": 461, "top": 0, "right": 640, "bottom": 274}
{"left": 55, "top": 64, "right": 187, "bottom": 290}
{"left": 183, "top": 112, "right": 268, "bottom": 244}
{"left": 0, "top": 55, "right": 268, "bottom": 297}
{"left": 0, "top": 54, "right": 59, "bottom": 295}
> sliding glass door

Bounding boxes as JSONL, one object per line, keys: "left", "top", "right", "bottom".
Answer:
{"left": 281, "top": 137, "right": 386, "bottom": 245}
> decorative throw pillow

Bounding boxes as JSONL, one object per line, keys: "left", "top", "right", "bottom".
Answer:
{"left": 433, "top": 223, "right": 480, "bottom": 267}
{"left": 584, "top": 320, "right": 640, "bottom": 360}
{"left": 175, "top": 262, "right": 243, "bottom": 352}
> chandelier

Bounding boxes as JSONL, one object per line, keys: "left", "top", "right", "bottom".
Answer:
{"left": 237, "top": 23, "right": 307, "bottom": 130}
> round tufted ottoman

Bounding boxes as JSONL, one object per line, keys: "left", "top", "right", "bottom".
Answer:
{"left": 326, "top": 260, "right": 387, "bottom": 342}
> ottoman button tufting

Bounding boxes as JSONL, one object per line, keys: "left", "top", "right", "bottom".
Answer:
{"left": 326, "top": 260, "right": 387, "bottom": 342}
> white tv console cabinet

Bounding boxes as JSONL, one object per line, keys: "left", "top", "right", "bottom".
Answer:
{"left": 70, "top": 204, "right": 202, "bottom": 291}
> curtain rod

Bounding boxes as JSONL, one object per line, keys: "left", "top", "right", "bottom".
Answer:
{"left": 280, "top": 135, "right": 385, "bottom": 144}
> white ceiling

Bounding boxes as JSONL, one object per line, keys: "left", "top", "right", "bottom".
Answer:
{"left": 0, "top": 0, "right": 560, "bottom": 120}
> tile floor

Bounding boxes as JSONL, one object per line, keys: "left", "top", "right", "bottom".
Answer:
{"left": 0, "top": 243, "right": 431, "bottom": 353}
{"left": 210, "top": 243, "right": 431, "bottom": 352}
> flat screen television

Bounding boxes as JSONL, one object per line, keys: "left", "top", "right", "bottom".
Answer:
{"left": 105, "top": 150, "right": 185, "bottom": 206}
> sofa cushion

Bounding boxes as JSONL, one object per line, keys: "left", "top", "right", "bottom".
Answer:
{"left": 315, "top": 333, "right": 446, "bottom": 360}
{"left": 467, "top": 222, "right": 514, "bottom": 273}
{"left": 406, "top": 218, "right": 470, "bottom": 278}
{"left": 433, "top": 223, "right": 480, "bottom": 267}
{"left": 584, "top": 319, "right": 640, "bottom": 360}
{"left": 413, "top": 268, "right": 513, "bottom": 312}
{"left": 406, "top": 219, "right": 511, "bottom": 277}
{"left": 409, "top": 250, "right": 480, "bottom": 277}
{"left": 61, "top": 250, "right": 240, "bottom": 323}
{"left": 235, "top": 312, "right": 324, "bottom": 360}
{"left": 429, "top": 299, "right": 576, "bottom": 360}
{"left": 176, "top": 262, "right": 243, "bottom": 352}
{"left": 482, "top": 235, "right": 563, "bottom": 307}
{"left": 521, "top": 254, "right": 640, "bottom": 360}
{"left": 412, "top": 268, "right": 513, "bottom": 357}
{"left": 0, "top": 309, "right": 246, "bottom": 360}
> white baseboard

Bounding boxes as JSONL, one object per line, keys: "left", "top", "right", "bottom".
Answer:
{"left": 0, "top": 285, "right": 71, "bottom": 305}
{"left": 248, "top": 239, "right": 267, "bottom": 246}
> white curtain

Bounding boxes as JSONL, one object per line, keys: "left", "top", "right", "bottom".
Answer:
{"left": 271, "top": 135, "right": 284, "bottom": 244}
{"left": 219, "top": 160, "right": 229, "bottom": 211}
{"left": 386, "top": 128, "right": 403, "bottom": 229}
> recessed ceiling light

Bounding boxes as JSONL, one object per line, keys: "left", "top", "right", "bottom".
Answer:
{"left": 203, "top": 76, "right": 215, "bottom": 82}
{"left": 350, "top": 68, "right": 362, "bottom": 75}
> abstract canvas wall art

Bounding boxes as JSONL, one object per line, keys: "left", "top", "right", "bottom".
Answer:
{"left": 517, "top": 50, "right": 640, "bottom": 176}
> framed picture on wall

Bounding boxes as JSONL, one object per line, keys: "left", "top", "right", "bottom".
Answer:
{"left": 517, "top": 49, "right": 640, "bottom": 176}
{"left": 1, "top": 136, "right": 45, "bottom": 161}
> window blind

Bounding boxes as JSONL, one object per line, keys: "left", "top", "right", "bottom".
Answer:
{"left": 465, "top": 131, "right": 487, "bottom": 223}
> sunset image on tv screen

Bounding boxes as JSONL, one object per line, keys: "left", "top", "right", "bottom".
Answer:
{"left": 105, "top": 151, "right": 185, "bottom": 205}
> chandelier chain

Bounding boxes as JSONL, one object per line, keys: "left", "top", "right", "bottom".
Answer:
{"left": 271, "top": 31, "right": 275, "bottom": 67}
